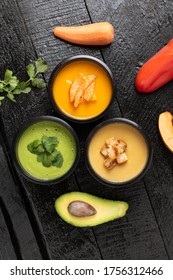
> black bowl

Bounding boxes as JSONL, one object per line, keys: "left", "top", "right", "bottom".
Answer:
{"left": 48, "top": 55, "right": 115, "bottom": 123}
{"left": 85, "top": 118, "right": 153, "bottom": 187}
{"left": 12, "top": 116, "right": 80, "bottom": 185}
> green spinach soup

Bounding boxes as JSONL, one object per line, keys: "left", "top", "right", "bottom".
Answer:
{"left": 16, "top": 120, "right": 77, "bottom": 181}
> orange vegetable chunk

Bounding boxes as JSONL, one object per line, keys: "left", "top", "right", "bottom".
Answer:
{"left": 70, "top": 73, "right": 84, "bottom": 102}
{"left": 83, "top": 74, "right": 96, "bottom": 90}
{"left": 84, "top": 81, "right": 95, "bottom": 101}
{"left": 158, "top": 111, "right": 173, "bottom": 152}
{"left": 74, "top": 86, "right": 84, "bottom": 108}
{"left": 53, "top": 22, "right": 114, "bottom": 46}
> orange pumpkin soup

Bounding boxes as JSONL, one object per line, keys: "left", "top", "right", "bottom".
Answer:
{"left": 52, "top": 60, "right": 113, "bottom": 120}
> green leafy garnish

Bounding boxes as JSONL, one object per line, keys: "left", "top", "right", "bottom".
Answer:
{"left": 0, "top": 58, "right": 49, "bottom": 105}
{"left": 0, "top": 96, "right": 4, "bottom": 105}
{"left": 35, "top": 58, "right": 49, "bottom": 73}
{"left": 52, "top": 151, "right": 64, "bottom": 168}
{"left": 27, "top": 136, "right": 63, "bottom": 168}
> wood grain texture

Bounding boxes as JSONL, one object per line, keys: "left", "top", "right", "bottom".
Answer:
{"left": 0, "top": 205, "right": 17, "bottom": 260}
{"left": 85, "top": 0, "right": 173, "bottom": 258}
{"left": 0, "top": 141, "right": 42, "bottom": 259}
{"left": 16, "top": 0, "right": 169, "bottom": 259}
{"left": 0, "top": 0, "right": 171, "bottom": 260}
{"left": 0, "top": 0, "right": 103, "bottom": 259}
{"left": 75, "top": 145, "right": 168, "bottom": 259}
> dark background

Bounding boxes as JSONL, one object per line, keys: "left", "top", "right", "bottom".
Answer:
{"left": 0, "top": 0, "right": 173, "bottom": 259}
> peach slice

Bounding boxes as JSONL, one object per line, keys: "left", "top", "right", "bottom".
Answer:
{"left": 158, "top": 111, "right": 173, "bottom": 152}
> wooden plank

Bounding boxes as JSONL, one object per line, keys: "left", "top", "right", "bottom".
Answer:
{"left": 0, "top": 201, "right": 17, "bottom": 260}
{"left": 75, "top": 146, "right": 168, "bottom": 259}
{"left": 14, "top": 0, "right": 169, "bottom": 259}
{"left": 0, "top": 0, "right": 102, "bottom": 259}
{"left": 85, "top": 0, "right": 173, "bottom": 258}
{"left": 0, "top": 140, "right": 43, "bottom": 259}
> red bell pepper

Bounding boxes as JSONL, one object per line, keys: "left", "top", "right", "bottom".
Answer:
{"left": 136, "top": 39, "right": 173, "bottom": 92}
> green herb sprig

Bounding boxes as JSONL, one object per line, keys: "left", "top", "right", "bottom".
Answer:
{"left": 0, "top": 58, "right": 49, "bottom": 105}
{"left": 27, "top": 136, "right": 64, "bottom": 168}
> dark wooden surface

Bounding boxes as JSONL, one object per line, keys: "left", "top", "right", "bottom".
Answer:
{"left": 0, "top": 0, "right": 173, "bottom": 260}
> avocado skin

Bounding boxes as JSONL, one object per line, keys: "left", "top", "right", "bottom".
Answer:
{"left": 55, "top": 192, "right": 129, "bottom": 227}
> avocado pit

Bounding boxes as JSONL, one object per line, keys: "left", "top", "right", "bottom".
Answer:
{"left": 68, "top": 200, "right": 97, "bottom": 217}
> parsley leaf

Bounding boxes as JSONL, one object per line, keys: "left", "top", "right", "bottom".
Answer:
{"left": 7, "top": 93, "right": 16, "bottom": 102}
{"left": 4, "top": 70, "right": 13, "bottom": 82}
{"left": 0, "top": 58, "right": 49, "bottom": 106}
{"left": 27, "top": 64, "right": 35, "bottom": 79}
{"left": 13, "top": 87, "right": 31, "bottom": 95}
{"left": 8, "top": 76, "right": 19, "bottom": 89}
{"left": 32, "top": 77, "right": 46, "bottom": 88}
{"left": 42, "top": 154, "right": 53, "bottom": 167}
{"left": 0, "top": 83, "right": 4, "bottom": 91}
{"left": 17, "top": 81, "right": 29, "bottom": 90}
{"left": 52, "top": 151, "right": 63, "bottom": 168}
{"left": 27, "top": 142, "right": 45, "bottom": 154}
{"left": 0, "top": 96, "right": 4, "bottom": 105}
{"left": 27, "top": 136, "right": 63, "bottom": 168}
{"left": 42, "top": 136, "right": 58, "bottom": 153}
{"left": 36, "top": 58, "right": 49, "bottom": 74}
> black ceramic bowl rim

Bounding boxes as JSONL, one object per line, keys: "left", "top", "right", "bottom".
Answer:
{"left": 48, "top": 55, "right": 115, "bottom": 123}
{"left": 12, "top": 116, "right": 80, "bottom": 185}
{"left": 85, "top": 118, "right": 153, "bottom": 187}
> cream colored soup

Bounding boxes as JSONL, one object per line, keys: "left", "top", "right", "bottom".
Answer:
{"left": 88, "top": 122, "right": 148, "bottom": 183}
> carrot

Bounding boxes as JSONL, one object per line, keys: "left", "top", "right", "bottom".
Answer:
{"left": 53, "top": 22, "right": 114, "bottom": 45}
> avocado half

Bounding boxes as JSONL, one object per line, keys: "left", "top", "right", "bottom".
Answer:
{"left": 55, "top": 192, "right": 129, "bottom": 227}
